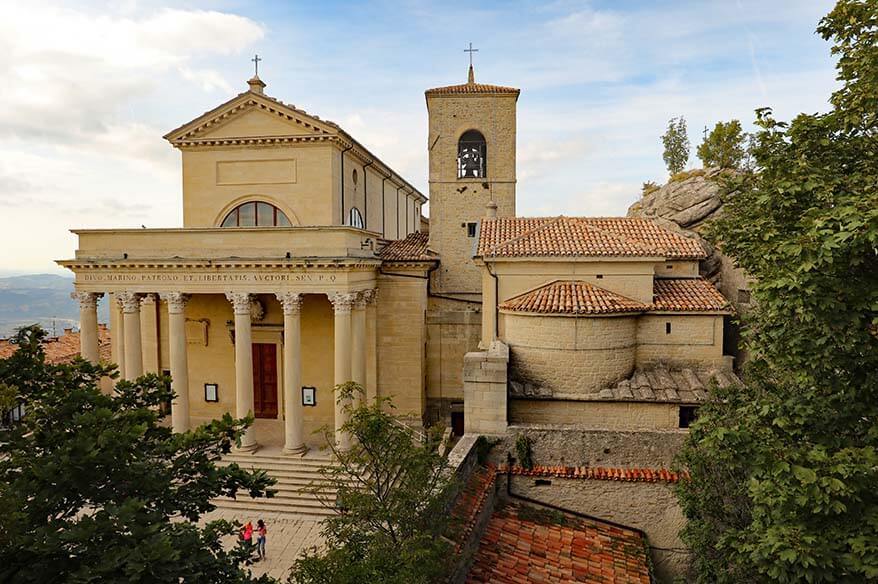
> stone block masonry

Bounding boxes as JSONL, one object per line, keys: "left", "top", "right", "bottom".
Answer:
{"left": 463, "top": 341, "right": 509, "bottom": 434}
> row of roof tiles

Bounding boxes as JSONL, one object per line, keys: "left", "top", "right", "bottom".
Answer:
{"left": 499, "top": 278, "right": 730, "bottom": 315}
{"left": 499, "top": 464, "right": 688, "bottom": 483}
{"left": 477, "top": 216, "right": 707, "bottom": 260}
{"left": 0, "top": 325, "right": 111, "bottom": 364}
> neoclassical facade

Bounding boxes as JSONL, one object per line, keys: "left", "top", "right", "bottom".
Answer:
{"left": 63, "top": 67, "right": 735, "bottom": 452}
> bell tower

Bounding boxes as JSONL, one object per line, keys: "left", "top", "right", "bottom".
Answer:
{"left": 425, "top": 65, "right": 519, "bottom": 297}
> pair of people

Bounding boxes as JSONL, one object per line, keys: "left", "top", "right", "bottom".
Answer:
{"left": 239, "top": 519, "right": 268, "bottom": 560}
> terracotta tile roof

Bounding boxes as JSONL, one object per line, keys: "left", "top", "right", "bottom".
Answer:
{"left": 378, "top": 232, "right": 438, "bottom": 262}
{"left": 652, "top": 278, "right": 730, "bottom": 312}
{"left": 426, "top": 82, "right": 520, "bottom": 96}
{"left": 0, "top": 325, "right": 111, "bottom": 365}
{"left": 466, "top": 502, "right": 651, "bottom": 584}
{"left": 477, "top": 216, "right": 706, "bottom": 260}
{"left": 500, "top": 281, "right": 645, "bottom": 315}
{"left": 499, "top": 464, "right": 688, "bottom": 484}
{"left": 451, "top": 464, "right": 498, "bottom": 553}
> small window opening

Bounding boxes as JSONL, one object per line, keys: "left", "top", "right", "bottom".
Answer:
{"left": 466, "top": 222, "right": 477, "bottom": 238}
{"left": 666, "top": 264, "right": 674, "bottom": 270}
{"left": 737, "top": 289, "right": 751, "bottom": 304}
{"left": 352, "top": 168, "right": 358, "bottom": 184}
{"left": 596, "top": 274, "right": 604, "bottom": 279}
{"left": 679, "top": 406, "right": 699, "bottom": 428}
{"left": 534, "top": 479, "right": 553, "bottom": 487}
{"left": 349, "top": 207, "right": 365, "bottom": 229}
{"left": 458, "top": 129, "right": 487, "bottom": 178}
{"left": 665, "top": 322, "right": 672, "bottom": 334}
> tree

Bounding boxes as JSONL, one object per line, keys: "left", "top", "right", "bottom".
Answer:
{"left": 289, "top": 384, "right": 454, "bottom": 584}
{"left": 662, "top": 116, "right": 690, "bottom": 175}
{"left": 696, "top": 120, "right": 747, "bottom": 169}
{"left": 0, "top": 325, "right": 277, "bottom": 583}
{"left": 677, "top": 1, "right": 878, "bottom": 581}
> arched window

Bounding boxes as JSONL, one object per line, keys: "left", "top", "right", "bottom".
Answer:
{"left": 458, "top": 129, "right": 487, "bottom": 178}
{"left": 221, "top": 201, "right": 292, "bottom": 227}
{"left": 348, "top": 207, "right": 365, "bottom": 229}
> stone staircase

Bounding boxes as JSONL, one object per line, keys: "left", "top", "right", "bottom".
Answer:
{"left": 213, "top": 450, "right": 340, "bottom": 520}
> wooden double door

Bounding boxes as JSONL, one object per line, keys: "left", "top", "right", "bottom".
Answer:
{"left": 252, "top": 343, "right": 278, "bottom": 418}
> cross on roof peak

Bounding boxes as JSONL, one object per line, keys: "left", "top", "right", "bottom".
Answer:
{"left": 465, "top": 43, "right": 478, "bottom": 83}
{"left": 251, "top": 54, "right": 262, "bottom": 77}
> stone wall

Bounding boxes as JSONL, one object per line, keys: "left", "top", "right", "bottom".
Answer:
{"left": 496, "top": 425, "right": 688, "bottom": 468}
{"left": 463, "top": 341, "right": 509, "bottom": 435}
{"left": 426, "top": 298, "right": 482, "bottom": 408}
{"left": 504, "top": 313, "right": 637, "bottom": 394}
{"left": 509, "top": 399, "right": 680, "bottom": 430}
{"left": 504, "top": 473, "right": 689, "bottom": 582}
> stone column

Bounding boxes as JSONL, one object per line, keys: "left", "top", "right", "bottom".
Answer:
{"left": 480, "top": 268, "right": 497, "bottom": 349}
{"left": 109, "top": 293, "right": 126, "bottom": 378}
{"left": 329, "top": 292, "right": 356, "bottom": 450}
{"left": 364, "top": 289, "right": 378, "bottom": 402}
{"left": 117, "top": 291, "right": 143, "bottom": 380}
{"left": 351, "top": 292, "right": 367, "bottom": 405}
{"left": 278, "top": 292, "right": 306, "bottom": 455}
{"left": 226, "top": 292, "right": 257, "bottom": 452}
{"left": 74, "top": 291, "right": 103, "bottom": 363}
{"left": 139, "top": 293, "right": 160, "bottom": 374}
{"left": 162, "top": 293, "right": 190, "bottom": 433}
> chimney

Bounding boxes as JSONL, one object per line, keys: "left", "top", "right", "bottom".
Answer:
{"left": 485, "top": 199, "right": 498, "bottom": 218}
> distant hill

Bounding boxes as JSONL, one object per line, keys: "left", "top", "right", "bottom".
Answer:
{"left": 0, "top": 274, "right": 110, "bottom": 338}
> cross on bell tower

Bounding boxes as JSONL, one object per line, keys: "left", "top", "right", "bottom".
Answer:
{"left": 464, "top": 42, "right": 478, "bottom": 83}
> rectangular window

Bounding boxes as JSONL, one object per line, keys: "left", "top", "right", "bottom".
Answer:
{"left": 737, "top": 289, "right": 751, "bottom": 304}
{"left": 665, "top": 322, "right": 672, "bottom": 334}
{"left": 679, "top": 406, "right": 699, "bottom": 428}
{"left": 596, "top": 274, "right": 603, "bottom": 279}
{"left": 466, "top": 222, "right": 477, "bottom": 238}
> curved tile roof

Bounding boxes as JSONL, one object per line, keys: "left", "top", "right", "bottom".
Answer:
{"left": 378, "top": 232, "right": 438, "bottom": 262}
{"left": 500, "top": 280, "right": 645, "bottom": 315}
{"left": 477, "top": 216, "right": 707, "bottom": 260}
{"left": 652, "top": 278, "right": 731, "bottom": 312}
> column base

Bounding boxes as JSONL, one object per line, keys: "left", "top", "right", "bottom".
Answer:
{"left": 282, "top": 444, "right": 309, "bottom": 456}
{"left": 234, "top": 441, "right": 259, "bottom": 454}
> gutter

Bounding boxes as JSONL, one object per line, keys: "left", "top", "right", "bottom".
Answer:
{"left": 362, "top": 160, "right": 374, "bottom": 229}
{"left": 340, "top": 145, "right": 353, "bottom": 225}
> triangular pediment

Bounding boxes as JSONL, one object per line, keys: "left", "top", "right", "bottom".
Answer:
{"left": 164, "top": 91, "right": 340, "bottom": 145}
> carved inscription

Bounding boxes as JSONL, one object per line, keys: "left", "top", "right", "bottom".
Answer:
{"left": 80, "top": 272, "right": 338, "bottom": 284}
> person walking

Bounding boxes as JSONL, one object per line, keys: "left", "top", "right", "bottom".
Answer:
{"left": 255, "top": 519, "right": 267, "bottom": 560}
{"left": 239, "top": 520, "right": 254, "bottom": 562}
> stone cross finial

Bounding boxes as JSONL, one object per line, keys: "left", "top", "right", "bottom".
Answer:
{"left": 252, "top": 54, "right": 262, "bottom": 76}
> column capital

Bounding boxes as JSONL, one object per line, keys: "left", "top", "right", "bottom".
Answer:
{"left": 72, "top": 291, "right": 103, "bottom": 309}
{"left": 361, "top": 288, "right": 378, "bottom": 306}
{"left": 160, "top": 292, "right": 190, "bottom": 314}
{"left": 225, "top": 292, "right": 253, "bottom": 315}
{"left": 329, "top": 291, "right": 358, "bottom": 315}
{"left": 277, "top": 292, "right": 304, "bottom": 315}
{"left": 139, "top": 293, "right": 158, "bottom": 307}
{"left": 116, "top": 291, "right": 142, "bottom": 314}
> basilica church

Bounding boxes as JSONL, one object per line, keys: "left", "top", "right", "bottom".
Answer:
{"left": 61, "top": 65, "right": 735, "bottom": 455}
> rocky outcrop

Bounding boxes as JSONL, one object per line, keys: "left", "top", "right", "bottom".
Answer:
{"left": 629, "top": 168, "right": 751, "bottom": 367}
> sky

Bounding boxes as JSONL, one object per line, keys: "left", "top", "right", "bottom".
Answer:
{"left": 0, "top": 0, "right": 839, "bottom": 274}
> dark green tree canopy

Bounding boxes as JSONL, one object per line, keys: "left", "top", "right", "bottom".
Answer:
{"left": 696, "top": 120, "right": 747, "bottom": 169}
{"left": 677, "top": 1, "right": 878, "bottom": 581}
{"left": 0, "top": 325, "right": 276, "bottom": 584}
{"left": 289, "top": 383, "right": 454, "bottom": 584}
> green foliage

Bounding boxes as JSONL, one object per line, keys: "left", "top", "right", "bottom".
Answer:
{"left": 677, "top": 2, "right": 878, "bottom": 582}
{"left": 289, "top": 384, "right": 454, "bottom": 584}
{"left": 0, "top": 325, "right": 277, "bottom": 583}
{"left": 696, "top": 120, "right": 748, "bottom": 169}
{"left": 668, "top": 168, "right": 707, "bottom": 184}
{"left": 641, "top": 181, "right": 660, "bottom": 197}
{"left": 474, "top": 435, "right": 499, "bottom": 464}
{"left": 514, "top": 433, "right": 534, "bottom": 470}
{"left": 662, "top": 116, "right": 690, "bottom": 175}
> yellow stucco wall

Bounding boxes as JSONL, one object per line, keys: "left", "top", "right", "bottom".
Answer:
{"left": 636, "top": 314, "right": 725, "bottom": 367}
{"left": 503, "top": 312, "right": 638, "bottom": 394}
{"left": 492, "top": 260, "right": 658, "bottom": 306}
{"left": 376, "top": 272, "right": 428, "bottom": 417}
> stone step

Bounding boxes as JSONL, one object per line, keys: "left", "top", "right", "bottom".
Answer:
{"left": 222, "top": 454, "right": 335, "bottom": 468}
{"left": 211, "top": 498, "right": 336, "bottom": 519}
